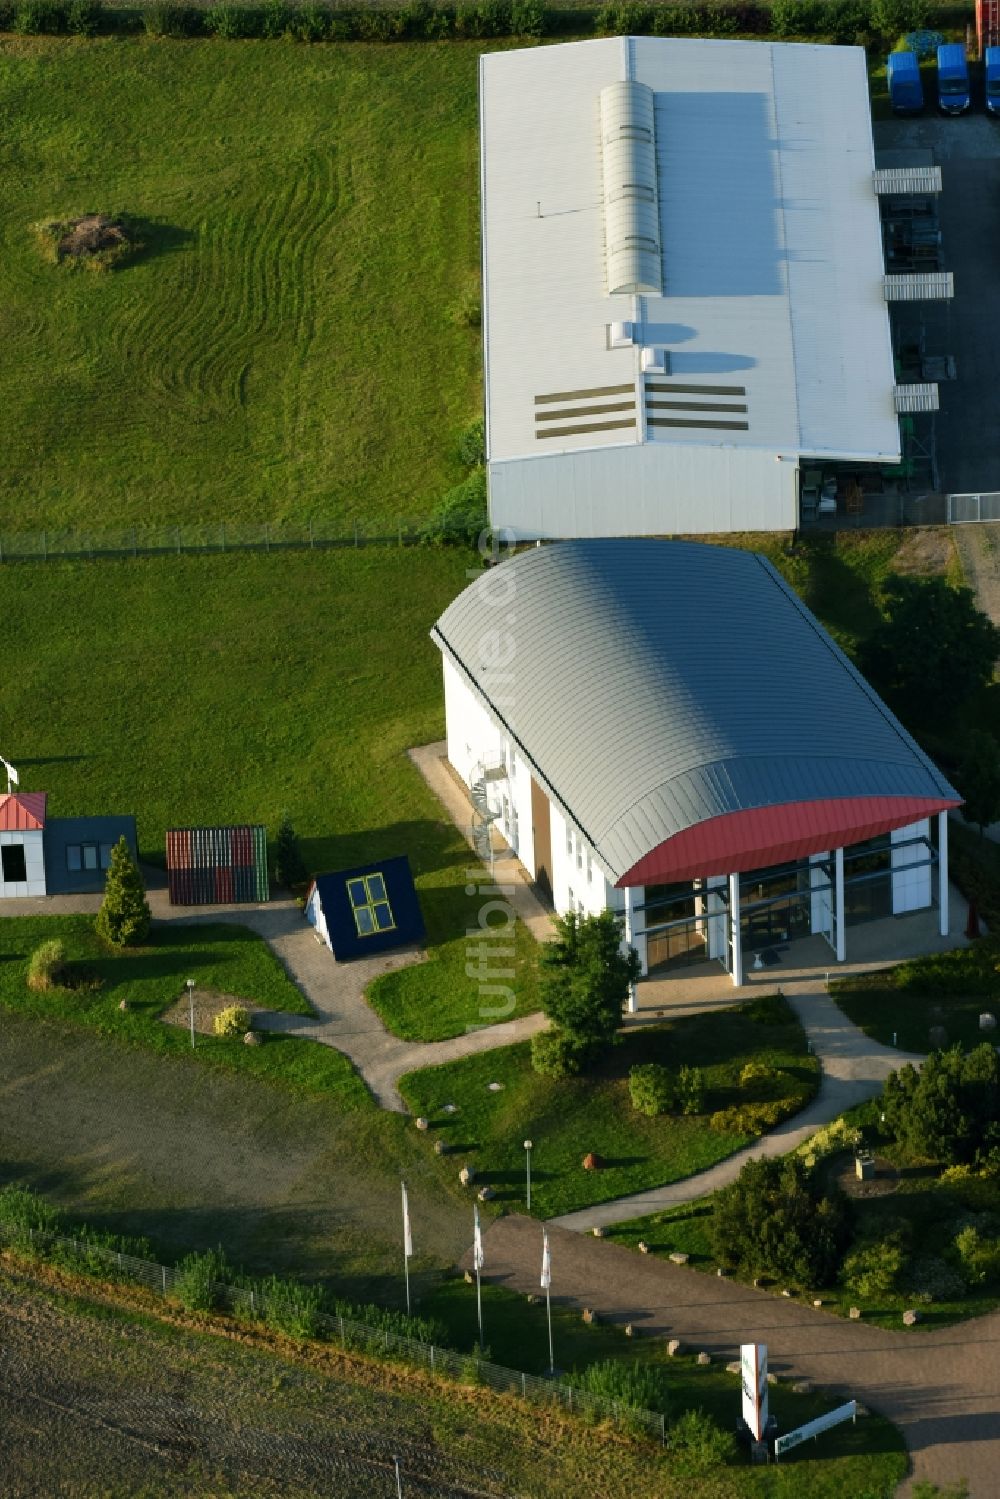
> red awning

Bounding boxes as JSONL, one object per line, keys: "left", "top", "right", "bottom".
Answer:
{"left": 617, "top": 795, "right": 960, "bottom": 887}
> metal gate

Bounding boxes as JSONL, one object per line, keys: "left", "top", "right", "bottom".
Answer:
{"left": 946, "top": 493, "right": 1000, "bottom": 523}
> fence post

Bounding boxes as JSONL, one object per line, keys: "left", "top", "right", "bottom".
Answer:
{"left": 430, "top": 1345, "right": 435, "bottom": 1372}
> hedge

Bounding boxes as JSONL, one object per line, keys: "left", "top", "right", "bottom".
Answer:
{"left": 0, "top": 0, "right": 972, "bottom": 42}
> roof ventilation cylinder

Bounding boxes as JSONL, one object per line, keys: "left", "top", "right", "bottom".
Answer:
{"left": 599, "top": 80, "right": 662, "bottom": 297}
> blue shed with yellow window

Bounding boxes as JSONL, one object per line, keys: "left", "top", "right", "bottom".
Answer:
{"left": 304, "top": 855, "right": 425, "bottom": 960}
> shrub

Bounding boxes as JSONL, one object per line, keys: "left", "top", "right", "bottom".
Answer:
{"left": 530, "top": 1025, "right": 592, "bottom": 1078}
{"left": 66, "top": 0, "right": 101, "bottom": 32}
{"left": 676, "top": 1064, "right": 705, "bottom": 1115}
{"left": 652, "top": 4, "right": 704, "bottom": 32}
{"left": 331, "top": 1296, "right": 448, "bottom": 1347}
{"left": 172, "top": 1247, "right": 229, "bottom": 1312}
{"left": 954, "top": 1226, "right": 1000, "bottom": 1286}
{"left": 457, "top": 414, "right": 485, "bottom": 469}
{"left": 511, "top": 0, "right": 544, "bottom": 32}
{"left": 906, "top": 1254, "right": 968, "bottom": 1302}
{"left": 629, "top": 1062, "right": 674, "bottom": 1116}
{"left": 739, "top": 1059, "right": 779, "bottom": 1097}
{"left": 709, "top": 1101, "right": 784, "bottom": 1135}
{"left": 141, "top": 0, "right": 201, "bottom": 34}
{"left": 668, "top": 1408, "right": 737, "bottom": 1475}
{"left": 273, "top": 811, "right": 307, "bottom": 889}
{"left": 0, "top": 1184, "right": 60, "bottom": 1250}
{"left": 565, "top": 1358, "right": 670, "bottom": 1417}
{"left": 27, "top": 938, "right": 67, "bottom": 991}
{"left": 259, "top": 0, "right": 290, "bottom": 35}
{"left": 712, "top": 1156, "right": 848, "bottom": 1285}
{"left": 287, "top": 2, "right": 329, "bottom": 38}
{"left": 884, "top": 1044, "right": 1000, "bottom": 1166}
{"left": 204, "top": 2, "right": 258, "bottom": 35}
{"left": 841, "top": 1238, "right": 907, "bottom": 1299}
{"left": 96, "top": 838, "right": 151, "bottom": 948}
{"left": 261, "top": 1278, "right": 324, "bottom": 1338}
{"left": 595, "top": 1, "right": 651, "bottom": 33}
{"left": 214, "top": 1004, "right": 251, "bottom": 1037}
{"left": 420, "top": 468, "right": 488, "bottom": 547}
{"left": 539, "top": 909, "right": 640, "bottom": 1065}
{"left": 14, "top": 0, "right": 66, "bottom": 31}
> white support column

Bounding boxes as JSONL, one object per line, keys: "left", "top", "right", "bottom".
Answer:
{"left": 623, "top": 889, "right": 638, "bottom": 1011}
{"left": 938, "top": 810, "right": 949, "bottom": 937}
{"left": 728, "top": 872, "right": 742, "bottom": 988}
{"left": 835, "top": 846, "right": 846, "bottom": 963}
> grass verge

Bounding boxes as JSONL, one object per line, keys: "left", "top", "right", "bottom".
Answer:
{"left": 400, "top": 995, "right": 819, "bottom": 1218}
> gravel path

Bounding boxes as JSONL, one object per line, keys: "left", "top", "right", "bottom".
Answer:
{"left": 553, "top": 982, "right": 922, "bottom": 1230}
{"left": 477, "top": 1215, "right": 1000, "bottom": 1498}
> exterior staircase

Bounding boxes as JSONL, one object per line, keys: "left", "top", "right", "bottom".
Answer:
{"left": 470, "top": 759, "right": 508, "bottom": 874}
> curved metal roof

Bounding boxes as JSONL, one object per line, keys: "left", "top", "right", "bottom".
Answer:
{"left": 431, "top": 540, "right": 959, "bottom": 885}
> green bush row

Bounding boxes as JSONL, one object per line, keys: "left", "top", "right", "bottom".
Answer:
{"left": 0, "top": 0, "right": 969, "bottom": 41}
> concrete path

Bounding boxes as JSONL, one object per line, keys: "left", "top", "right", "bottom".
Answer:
{"left": 552, "top": 982, "right": 922, "bottom": 1231}
{"left": 0, "top": 881, "right": 547, "bottom": 1113}
{"left": 476, "top": 1215, "right": 1000, "bottom": 1498}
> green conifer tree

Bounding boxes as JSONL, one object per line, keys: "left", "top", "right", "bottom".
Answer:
{"left": 273, "top": 812, "right": 307, "bottom": 890}
{"left": 95, "top": 836, "right": 151, "bottom": 948}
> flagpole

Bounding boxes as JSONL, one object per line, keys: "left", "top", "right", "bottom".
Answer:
{"left": 541, "top": 1227, "right": 554, "bottom": 1375}
{"left": 473, "top": 1204, "right": 484, "bottom": 1353}
{"left": 401, "top": 1181, "right": 412, "bottom": 1316}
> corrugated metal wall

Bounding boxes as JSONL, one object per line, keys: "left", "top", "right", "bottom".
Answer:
{"left": 165, "top": 825, "right": 269, "bottom": 906}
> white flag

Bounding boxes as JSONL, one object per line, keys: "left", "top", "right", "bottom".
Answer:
{"left": 540, "top": 1228, "right": 551, "bottom": 1290}
{"left": 401, "top": 1181, "right": 413, "bottom": 1259}
{"left": 473, "top": 1205, "right": 484, "bottom": 1272}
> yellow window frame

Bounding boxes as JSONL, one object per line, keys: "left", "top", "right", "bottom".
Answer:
{"left": 347, "top": 872, "right": 396, "bottom": 938}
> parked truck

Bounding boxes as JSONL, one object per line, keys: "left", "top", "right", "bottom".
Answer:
{"left": 986, "top": 46, "right": 1000, "bottom": 115}
{"left": 937, "top": 42, "right": 970, "bottom": 113}
{"left": 887, "top": 50, "right": 924, "bottom": 112}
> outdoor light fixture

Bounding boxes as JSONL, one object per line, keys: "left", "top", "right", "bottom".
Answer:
{"left": 524, "top": 1139, "right": 533, "bottom": 1211}
{"left": 186, "top": 978, "right": 195, "bottom": 1050}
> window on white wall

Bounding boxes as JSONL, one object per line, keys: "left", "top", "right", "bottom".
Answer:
{"left": 502, "top": 796, "right": 510, "bottom": 832}
{"left": 568, "top": 885, "right": 574, "bottom": 910}
{"left": 565, "top": 827, "right": 573, "bottom": 857}
{"left": 576, "top": 838, "right": 583, "bottom": 870}
{"left": 577, "top": 899, "right": 585, "bottom": 917}
{"left": 586, "top": 851, "right": 593, "bottom": 884}
{"left": 1, "top": 845, "right": 27, "bottom": 883}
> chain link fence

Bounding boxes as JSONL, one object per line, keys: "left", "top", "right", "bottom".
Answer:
{"left": 1, "top": 1222, "right": 667, "bottom": 1446}
{"left": 0, "top": 520, "right": 430, "bottom": 564}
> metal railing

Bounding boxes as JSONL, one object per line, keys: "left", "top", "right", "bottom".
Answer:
{"left": 0, "top": 519, "right": 429, "bottom": 564}
{"left": 0, "top": 1222, "right": 667, "bottom": 1445}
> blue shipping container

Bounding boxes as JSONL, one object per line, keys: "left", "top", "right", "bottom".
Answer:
{"left": 937, "top": 43, "right": 970, "bottom": 114}
{"left": 887, "top": 51, "right": 923, "bottom": 113}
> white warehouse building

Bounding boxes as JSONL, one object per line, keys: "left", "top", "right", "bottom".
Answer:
{"left": 479, "top": 36, "right": 904, "bottom": 540}
{"left": 431, "top": 541, "right": 960, "bottom": 992}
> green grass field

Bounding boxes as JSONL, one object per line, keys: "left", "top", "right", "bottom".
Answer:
{"left": 0, "top": 548, "right": 544, "bottom": 1041}
{"left": 400, "top": 995, "right": 819, "bottom": 1217}
{"left": 0, "top": 35, "right": 483, "bottom": 530}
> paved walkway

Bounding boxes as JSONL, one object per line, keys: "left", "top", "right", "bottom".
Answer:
{"left": 553, "top": 982, "right": 923, "bottom": 1231}
{"left": 476, "top": 1215, "right": 1000, "bottom": 1498}
{"left": 0, "top": 882, "right": 546, "bottom": 1113}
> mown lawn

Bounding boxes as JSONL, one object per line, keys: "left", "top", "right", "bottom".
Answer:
{"left": 0, "top": 549, "right": 541, "bottom": 1041}
{"left": 0, "top": 35, "right": 483, "bottom": 531}
{"left": 400, "top": 995, "right": 819, "bottom": 1218}
{"left": 833, "top": 940, "right": 999, "bottom": 1055}
{"left": 0, "top": 913, "right": 385, "bottom": 1106}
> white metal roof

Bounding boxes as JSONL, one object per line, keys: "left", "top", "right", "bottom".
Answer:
{"left": 480, "top": 37, "right": 900, "bottom": 468}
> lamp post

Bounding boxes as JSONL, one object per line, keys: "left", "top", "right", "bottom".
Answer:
{"left": 524, "top": 1139, "right": 533, "bottom": 1212}
{"left": 187, "top": 978, "right": 195, "bottom": 1049}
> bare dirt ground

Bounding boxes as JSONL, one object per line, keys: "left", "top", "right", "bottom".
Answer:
{"left": 954, "top": 526, "right": 1000, "bottom": 634}
{"left": 0, "top": 1265, "right": 507, "bottom": 1498}
{"left": 890, "top": 527, "right": 957, "bottom": 578}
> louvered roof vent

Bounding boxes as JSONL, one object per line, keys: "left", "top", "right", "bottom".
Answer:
{"left": 599, "top": 80, "right": 662, "bottom": 297}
